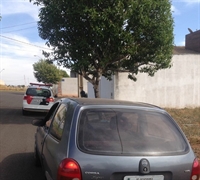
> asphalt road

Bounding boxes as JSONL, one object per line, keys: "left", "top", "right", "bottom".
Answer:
{"left": 0, "top": 91, "right": 46, "bottom": 180}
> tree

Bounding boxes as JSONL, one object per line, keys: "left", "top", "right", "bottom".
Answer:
{"left": 30, "top": 0, "right": 174, "bottom": 98}
{"left": 33, "top": 60, "right": 68, "bottom": 84}
{"left": 60, "top": 69, "right": 69, "bottom": 78}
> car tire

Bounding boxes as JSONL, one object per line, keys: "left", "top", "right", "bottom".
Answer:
{"left": 34, "top": 144, "right": 41, "bottom": 167}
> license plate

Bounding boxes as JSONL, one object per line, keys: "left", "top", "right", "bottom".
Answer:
{"left": 31, "top": 99, "right": 42, "bottom": 105}
{"left": 124, "top": 175, "right": 164, "bottom": 180}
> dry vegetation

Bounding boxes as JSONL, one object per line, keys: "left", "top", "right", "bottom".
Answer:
{"left": 166, "top": 108, "right": 200, "bottom": 159}
{"left": 0, "top": 85, "right": 26, "bottom": 92}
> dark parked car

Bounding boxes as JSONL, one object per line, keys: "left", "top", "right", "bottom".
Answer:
{"left": 32, "top": 98, "right": 200, "bottom": 180}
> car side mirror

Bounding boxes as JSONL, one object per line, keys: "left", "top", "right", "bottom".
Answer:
{"left": 32, "top": 119, "right": 45, "bottom": 126}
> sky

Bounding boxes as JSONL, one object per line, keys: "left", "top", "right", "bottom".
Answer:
{"left": 0, "top": 0, "right": 200, "bottom": 86}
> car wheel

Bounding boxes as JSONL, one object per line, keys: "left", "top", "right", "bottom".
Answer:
{"left": 34, "top": 144, "right": 41, "bottom": 167}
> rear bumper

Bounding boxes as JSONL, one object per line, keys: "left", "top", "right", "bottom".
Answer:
{"left": 22, "top": 101, "right": 53, "bottom": 112}
{"left": 23, "top": 108, "right": 49, "bottom": 112}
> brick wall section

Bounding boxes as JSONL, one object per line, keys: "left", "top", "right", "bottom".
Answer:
{"left": 185, "top": 30, "right": 200, "bottom": 53}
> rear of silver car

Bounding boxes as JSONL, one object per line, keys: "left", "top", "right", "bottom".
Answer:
{"left": 61, "top": 107, "right": 199, "bottom": 180}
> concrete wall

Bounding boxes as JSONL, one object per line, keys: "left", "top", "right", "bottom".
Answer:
{"left": 114, "top": 54, "right": 200, "bottom": 108}
{"left": 61, "top": 78, "right": 78, "bottom": 97}
{"left": 88, "top": 76, "right": 114, "bottom": 98}
{"left": 60, "top": 77, "right": 88, "bottom": 97}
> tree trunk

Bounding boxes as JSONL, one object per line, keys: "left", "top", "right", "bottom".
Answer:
{"left": 93, "top": 74, "right": 100, "bottom": 98}
{"left": 93, "top": 82, "right": 100, "bottom": 98}
{"left": 81, "top": 70, "right": 101, "bottom": 98}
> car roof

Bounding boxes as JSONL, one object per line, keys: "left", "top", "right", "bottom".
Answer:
{"left": 27, "top": 86, "right": 51, "bottom": 90}
{"left": 27, "top": 83, "right": 53, "bottom": 90}
{"left": 61, "top": 98, "right": 163, "bottom": 111}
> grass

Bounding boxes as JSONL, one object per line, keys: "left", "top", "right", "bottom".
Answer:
{"left": 166, "top": 108, "right": 200, "bottom": 159}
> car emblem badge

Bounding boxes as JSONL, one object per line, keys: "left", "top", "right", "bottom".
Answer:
{"left": 139, "top": 159, "right": 150, "bottom": 174}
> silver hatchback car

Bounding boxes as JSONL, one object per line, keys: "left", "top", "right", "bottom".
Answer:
{"left": 32, "top": 98, "right": 200, "bottom": 180}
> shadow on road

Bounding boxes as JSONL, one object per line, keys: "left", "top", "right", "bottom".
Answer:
{"left": 0, "top": 107, "right": 47, "bottom": 125}
{"left": 0, "top": 152, "right": 45, "bottom": 180}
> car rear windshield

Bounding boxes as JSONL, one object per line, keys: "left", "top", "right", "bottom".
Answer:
{"left": 26, "top": 88, "right": 51, "bottom": 97}
{"left": 78, "top": 108, "right": 188, "bottom": 156}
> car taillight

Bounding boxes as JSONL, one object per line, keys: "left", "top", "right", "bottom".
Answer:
{"left": 46, "top": 97, "right": 54, "bottom": 102}
{"left": 23, "top": 95, "right": 33, "bottom": 104}
{"left": 190, "top": 158, "right": 200, "bottom": 180}
{"left": 57, "top": 158, "right": 82, "bottom": 180}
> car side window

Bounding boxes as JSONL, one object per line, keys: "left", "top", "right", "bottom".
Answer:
{"left": 49, "top": 104, "right": 67, "bottom": 140}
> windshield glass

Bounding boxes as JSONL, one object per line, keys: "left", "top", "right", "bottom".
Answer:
{"left": 78, "top": 108, "right": 188, "bottom": 155}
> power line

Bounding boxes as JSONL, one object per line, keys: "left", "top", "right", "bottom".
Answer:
{"left": 0, "top": 22, "right": 37, "bottom": 29}
{"left": 0, "top": 44, "right": 42, "bottom": 53}
{"left": 1, "top": 26, "right": 37, "bottom": 33}
{"left": 0, "top": 34, "right": 52, "bottom": 51}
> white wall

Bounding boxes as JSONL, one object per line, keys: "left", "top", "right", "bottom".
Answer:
{"left": 61, "top": 78, "right": 78, "bottom": 96}
{"left": 114, "top": 54, "right": 200, "bottom": 108}
{"left": 88, "top": 76, "right": 114, "bottom": 98}
{"left": 87, "top": 82, "right": 95, "bottom": 98}
{"left": 60, "top": 77, "right": 88, "bottom": 97}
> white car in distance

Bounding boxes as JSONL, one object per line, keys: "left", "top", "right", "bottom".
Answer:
{"left": 22, "top": 83, "right": 55, "bottom": 115}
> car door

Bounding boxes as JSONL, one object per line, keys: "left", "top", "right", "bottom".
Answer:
{"left": 35, "top": 102, "right": 60, "bottom": 162}
{"left": 41, "top": 103, "right": 69, "bottom": 180}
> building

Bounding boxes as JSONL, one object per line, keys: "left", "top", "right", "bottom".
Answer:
{"left": 186, "top": 29, "right": 200, "bottom": 53}
{"left": 88, "top": 30, "right": 200, "bottom": 108}
{"left": 55, "top": 76, "right": 88, "bottom": 97}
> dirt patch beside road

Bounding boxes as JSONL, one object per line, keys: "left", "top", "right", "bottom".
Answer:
{"left": 166, "top": 108, "right": 200, "bottom": 160}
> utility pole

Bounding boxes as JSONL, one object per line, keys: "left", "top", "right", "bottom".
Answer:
{"left": 24, "top": 75, "right": 27, "bottom": 86}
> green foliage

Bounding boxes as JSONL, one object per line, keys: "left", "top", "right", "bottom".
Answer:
{"left": 33, "top": 60, "right": 63, "bottom": 84}
{"left": 60, "top": 70, "right": 69, "bottom": 78}
{"left": 30, "top": 0, "right": 174, "bottom": 97}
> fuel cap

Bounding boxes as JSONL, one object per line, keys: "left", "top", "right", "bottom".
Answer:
{"left": 139, "top": 158, "right": 150, "bottom": 174}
